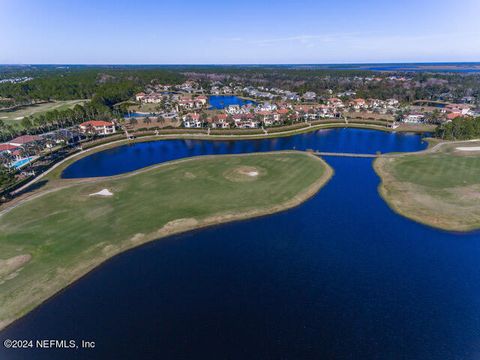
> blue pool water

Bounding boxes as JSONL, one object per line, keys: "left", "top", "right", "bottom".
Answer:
{"left": 11, "top": 157, "right": 33, "bottom": 169}
{"left": 3, "top": 129, "right": 480, "bottom": 360}
{"left": 208, "top": 95, "right": 256, "bottom": 109}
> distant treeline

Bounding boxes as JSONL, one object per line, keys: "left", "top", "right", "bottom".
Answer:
{"left": 0, "top": 67, "right": 186, "bottom": 141}
{"left": 434, "top": 117, "right": 480, "bottom": 140}
{"left": 3, "top": 65, "right": 480, "bottom": 105}
{"left": 0, "top": 67, "right": 185, "bottom": 103}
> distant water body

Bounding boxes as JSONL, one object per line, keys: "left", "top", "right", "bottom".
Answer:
{"left": 208, "top": 95, "right": 256, "bottom": 109}
{"left": 253, "top": 63, "right": 480, "bottom": 73}
{"left": 4, "top": 129, "right": 480, "bottom": 360}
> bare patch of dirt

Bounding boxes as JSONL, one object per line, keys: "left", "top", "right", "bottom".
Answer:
{"left": 0, "top": 254, "right": 31, "bottom": 282}
{"left": 130, "top": 233, "right": 145, "bottom": 243}
{"left": 375, "top": 157, "right": 480, "bottom": 231}
{"left": 184, "top": 172, "right": 196, "bottom": 179}
{"left": 223, "top": 166, "right": 266, "bottom": 182}
{"left": 157, "top": 218, "right": 199, "bottom": 236}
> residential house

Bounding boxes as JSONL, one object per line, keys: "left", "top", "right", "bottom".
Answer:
{"left": 303, "top": 92, "right": 317, "bottom": 101}
{"left": 403, "top": 114, "right": 425, "bottom": 124}
{"left": 8, "top": 135, "right": 42, "bottom": 147}
{"left": 183, "top": 113, "right": 202, "bottom": 128}
{"left": 79, "top": 120, "right": 116, "bottom": 135}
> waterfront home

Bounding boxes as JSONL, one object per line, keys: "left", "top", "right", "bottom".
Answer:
{"left": 79, "top": 120, "right": 116, "bottom": 135}
{"left": 142, "top": 94, "right": 163, "bottom": 104}
{"left": 178, "top": 96, "right": 206, "bottom": 110}
{"left": 183, "top": 113, "right": 202, "bottom": 128}
{"left": 135, "top": 92, "right": 146, "bottom": 102}
{"left": 0, "top": 143, "right": 19, "bottom": 155}
{"left": 445, "top": 103, "right": 471, "bottom": 115}
{"left": 226, "top": 104, "right": 241, "bottom": 115}
{"left": 403, "top": 114, "right": 425, "bottom": 124}
{"left": 235, "top": 120, "right": 258, "bottom": 129}
{"left": 8, "top": 135, "right": 42, "bottom": 147}
{"left": 447, "top": 112, "right": 463, "bottom": 120}
{"left": 42, "top": 129, "right": 85, "bottom": 146}
{"left": 209, "top": 114, "right": 230, "bottom": 129}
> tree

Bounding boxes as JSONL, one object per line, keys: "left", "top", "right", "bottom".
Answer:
{"left": 128, "top": 117, "right": 138, "bottom": 127}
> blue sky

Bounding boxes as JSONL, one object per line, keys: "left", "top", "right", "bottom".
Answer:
{"left": 1, "top": 0, "right": 479, "bottom": 64}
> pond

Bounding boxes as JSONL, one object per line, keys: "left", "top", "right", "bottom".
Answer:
{"left": 62, "top": 128, "right": 426, "bottom": 178}
{"left": 208, "top": 95, "right": 256, "bottom": 109}
{"left": 3, "top": 129, "right": 480, "bottom": 360}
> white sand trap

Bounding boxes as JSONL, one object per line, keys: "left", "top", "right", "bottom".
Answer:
{"left": 456, "top": 147, "right": 480, "bottom": 152}
{"left": 247, "top": 171, "right": 259, "bottom": 176}
{"left": 0, "top": 116, "right": 7, "bottom": 119}
{"left": 14, "top": 116, "right": 24, "bottom": 120}
{"left": 89, "top": 189, "right": 113, "bottom": 197}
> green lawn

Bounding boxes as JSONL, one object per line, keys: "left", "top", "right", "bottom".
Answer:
{"left": 390, "top": 154, "right": 480, "bottom": 188}
{"left": 375, "top": 142, "right": 480, "bottom": 231}
{"left": 0, "top": 100, "right": 88, "bottom": 127}
{"left": 0, "top": 152, "right": 331, "bottom": 330}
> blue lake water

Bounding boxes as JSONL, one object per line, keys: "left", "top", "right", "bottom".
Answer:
{"left": 124, "top": 112, "right": 155, "bottom": 118}
{"left": 62, "top": 128, "right": 427, "bottom": 178}
{"left": 2, "top": 128, "right": 480, "bottom": 359}
{"left": 208, "top": 95, "right": 256, "bottom": 109}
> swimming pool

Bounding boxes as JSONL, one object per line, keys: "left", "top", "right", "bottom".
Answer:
{"left": 11, "top": 156, "right": 34, "bottom": 169}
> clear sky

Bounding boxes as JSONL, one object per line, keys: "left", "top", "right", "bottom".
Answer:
{"left": 1, "top": 0, "right": 480, "bottom": 64}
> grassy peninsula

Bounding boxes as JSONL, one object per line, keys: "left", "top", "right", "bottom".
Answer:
{"left": 0, "top": 151, "right": 332, "bottom": 330}
{"left": 375, "top": 141, "right": 480, "bottom": 231}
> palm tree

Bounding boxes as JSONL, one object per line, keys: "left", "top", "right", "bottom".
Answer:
{"left": 129, "top": 118, "right": 138, "bottom": 127}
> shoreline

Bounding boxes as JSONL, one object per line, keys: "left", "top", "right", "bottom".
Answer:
{"left": 0, "top": 152, "right": 333, "bottom": 332}
{"left": 1, "top": 122, "right": 432, "bottom": 214}
{"left": 373, "top": 141, "right": 480, "bottom": 232}
{"left": 4, "top": 121, "right": 431, "bottom": 202}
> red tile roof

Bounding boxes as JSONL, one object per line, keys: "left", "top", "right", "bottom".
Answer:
{"left": 80, "top": 120, "right": 114, "bottom": 127}
{"left": 0, "top": 143, "right": 18, "bottom": 152}
{"left": 9, "top": 135, "right": 42, "bottom": 145}
{"left": 447, "top": 113, "right": 463, "bottom": 120}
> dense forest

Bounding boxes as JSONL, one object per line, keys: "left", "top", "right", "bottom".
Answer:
{"left": 0, "top": 66, "right": 186, "bottom": 140}
{"left": 0, "top": 66, "right": 185, "bottom": 104}
{"left": 1, "top": 65, "right": 480, "bottom": 141}
{"left": 2, "top": 65, "right": 480, "bottom": 105}
{"left": 434, "top": 117, "right": 480, "bottom": 140}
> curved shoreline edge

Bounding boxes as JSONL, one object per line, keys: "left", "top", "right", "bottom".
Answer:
{"left": 0, "top": 151, "right": 333, "bottom": 332}
{"left": 373, "top": 143, "right": 480, "bottom": 232}
{"left": 5, "top": 121, "right": 430, "bottom": 201}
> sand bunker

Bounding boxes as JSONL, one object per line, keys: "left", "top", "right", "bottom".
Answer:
{"left": 456, "top": 147, "right": 480, "bottom": 152}
{"left": 0, "top": 254, "right": 31, "bottom": 279}
{"left": 224, "top": 166, "right": 265, "bottom": 182}
{"left": 89, "top": 189, "right": 113, "bottom": 197}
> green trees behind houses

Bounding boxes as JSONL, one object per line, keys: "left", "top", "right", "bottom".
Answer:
{"left": 435, "top": 117, "right": 480, "bottom": 140}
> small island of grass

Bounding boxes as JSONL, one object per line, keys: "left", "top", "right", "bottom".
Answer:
{"left": 374, "top": 141, "right": 480, "bottom": 231}
{"left": 0, "top": 151, "right": 332, "bottom": 330}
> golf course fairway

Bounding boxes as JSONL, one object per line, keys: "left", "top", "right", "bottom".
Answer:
{"left": 375, "top": 141, "right": 480, "bottom": 232}
{"left": 0, "top": 151, "right": 332, "bottom": 330}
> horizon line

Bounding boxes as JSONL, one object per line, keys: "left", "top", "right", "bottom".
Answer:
{"left": 1, "top": 61, "right": 480, "bottom": 66}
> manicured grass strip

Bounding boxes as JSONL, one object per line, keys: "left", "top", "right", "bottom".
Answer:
{"left": 375, "top": 142, "right": 480, "bottom": 231}
{"left": 0, "top": 152, "right": 332, "bottom": 330}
